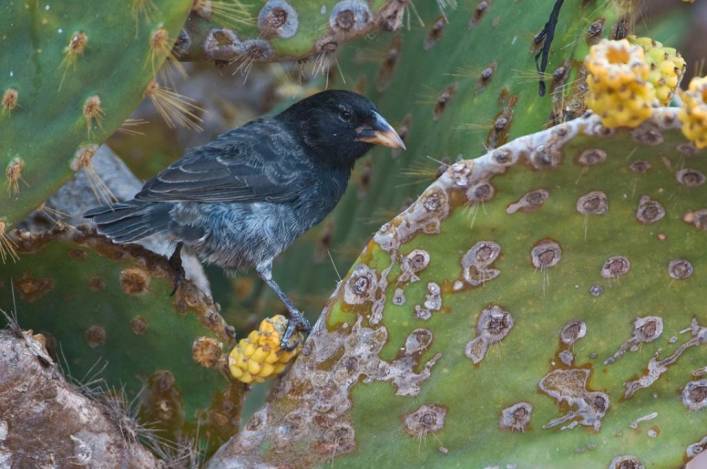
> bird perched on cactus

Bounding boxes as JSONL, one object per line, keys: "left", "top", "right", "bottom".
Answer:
{"left": 85, "top": 90, "right": 405, "bottom": 347}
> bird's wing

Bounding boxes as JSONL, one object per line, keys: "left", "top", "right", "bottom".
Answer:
{"left": 134, "top": 119, "right": 310, "bottom": 204}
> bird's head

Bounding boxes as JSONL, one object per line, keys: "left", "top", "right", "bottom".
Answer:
{"left": 279, "top": 90, "right": 405, "bottom": 168}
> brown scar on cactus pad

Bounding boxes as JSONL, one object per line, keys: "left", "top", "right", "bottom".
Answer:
{"left": 604, "top": 316, "right": 663, "bottom": 365}
{"left": 469, "top": 0, "right": 490, "bottom": 27}
{"left": 120, "top": 267, "right": 151, "bottom": 295}
{"left": 499, "top": 402, "right": 533, "bottom": 432}
{"left": 465, "top": 304, "right": 514, "bottom": 364}
{"left": 624, "top": 318, "right": 706, "bottom": 399}
{"left": 422, "top": 14, "right": 445, "bottom": 49}
{"left": 433, "top": 83, "right": 457, "bottom": 120}
{"left": 15, "top": 272, "right": 54, "bottom": 303}
{"left": 403, "top": 404, "right": 447, "bottom": 437}
{"left": 506, "top": 189, "right": 549, "bottom": 214}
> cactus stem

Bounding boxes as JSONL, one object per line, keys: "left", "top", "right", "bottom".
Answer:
{"left": 144, "top": 79, "right": 204, "bottom": 131}
{"left": 0, "top": 219, "right": 19, "bottom": 263}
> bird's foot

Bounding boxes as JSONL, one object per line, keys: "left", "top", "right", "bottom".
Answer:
{"left": 281, "top": 310, "right": 311, "bottom": 351}
{"left": 168, "top": 242, "right": 186, "bottom": 297}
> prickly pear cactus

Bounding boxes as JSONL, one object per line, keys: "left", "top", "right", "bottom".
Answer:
{"left": 179, "top": 0, "right": 407, "bottom": 63}
{"left": 209, "top": 110, "right": 707, "bottom": 468}
{"left": 0, "top": 227, "right": 239, "bottom": 451}
{"left": 0, "top": 0, "right": 192, "bottom": 225}
{"left": 261, "top": 0, "right": 627, "bottom": 316}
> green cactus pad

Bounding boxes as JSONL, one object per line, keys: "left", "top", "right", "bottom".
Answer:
{"left": 209, "top": 110, "right": 707, "bottom": 468}
{"left": 0, "top": 0, "right": 192, "bottom": 225}
{"left": 0, "top": 228, "right": 238, "bottom": 451}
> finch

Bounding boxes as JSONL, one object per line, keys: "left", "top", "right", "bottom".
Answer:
{"left": 85, "top": 90, "right": 405, "bottom": 347}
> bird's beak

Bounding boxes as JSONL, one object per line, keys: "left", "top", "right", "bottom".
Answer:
{"left": 355, "top": 111, "right": 406, "bottom": 150}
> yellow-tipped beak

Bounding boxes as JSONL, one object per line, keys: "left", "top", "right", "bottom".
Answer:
{"left": 355, "top": 112, "right": 407, "bottom": 150}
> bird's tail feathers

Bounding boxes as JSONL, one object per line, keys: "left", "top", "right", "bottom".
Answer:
{"left": 84, "top": 201, "right": 172, "bottom": 243}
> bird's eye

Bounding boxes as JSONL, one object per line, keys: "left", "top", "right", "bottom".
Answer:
{"left": 339, "top": 109, "right": 353, "bottom": 122}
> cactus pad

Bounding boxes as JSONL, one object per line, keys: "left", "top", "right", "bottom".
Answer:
{"left": 0, "top": 227, "right": 237, "bottom": 451}
{"left": 209, "top": 109, "right": 707, "bottom": 468}
{"left": 0, "top": 0, "right": 192, "bottom": 225}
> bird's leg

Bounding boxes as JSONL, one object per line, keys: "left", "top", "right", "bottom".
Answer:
{"left": 168, "top": 242, "right": 186, "bottom": 296}
{"left": 257, "top": 263, "right": 311, "bottom": 350}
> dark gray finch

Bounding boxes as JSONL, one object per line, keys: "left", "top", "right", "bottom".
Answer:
{"left": 85, "top": 90, "right": 405, "bottom": 348}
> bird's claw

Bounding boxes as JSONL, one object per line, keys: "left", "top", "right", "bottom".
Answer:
{"left": 280, "top": 310, "right": 311, "bottom": 351}
{"left": 168, "top": 243, "right": 186, "bottom": 297}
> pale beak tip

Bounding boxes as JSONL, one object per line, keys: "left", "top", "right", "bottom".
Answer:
{"left": 357, "top": 111, "right": 407, "bottom": 150}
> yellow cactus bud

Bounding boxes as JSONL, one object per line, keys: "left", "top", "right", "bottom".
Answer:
{"left": 679, "top": 76, "right": 707, "bottom": 149}
{"left": 628, "top": 35, "right": 686, "bottom": 105}
{"left": 584, "top": 39, "right": 656, "bottom": 128}
{"left": 227, "top": 315, "right": 303, "bottom": 384}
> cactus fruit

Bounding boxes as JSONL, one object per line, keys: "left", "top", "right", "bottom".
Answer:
{"left": 0, "top": 0, "right": 192, "bottom": 226}
{"left": 585, "top": 39, "right": 656, "bottom": 128}
{"left": 209, "top": 109, "right": 707, "bottom": 468}
{"left": 679, "top": 76, "right": 707, "bottom": 149}
{"left": 628, "top": 35, "right": 686, "bottom": 106}
{"left": 228, "top": 315, "right": 302, "bottom": 384}
{"left": 0, "top": 227, "right": 236, "bottom": 450}
{"left": 177, "top": 0, "right": 409, "bottom": 64}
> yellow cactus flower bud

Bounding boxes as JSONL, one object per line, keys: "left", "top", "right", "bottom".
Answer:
{"left": 628, "top": 35, "right": 686, "bottom": 105}
{"left": 679, "top": 76, "right": 707, "bottom": 149}
{"left": 584, "top": 39, "right": 656, "bottom": 128}
{"left": 227, "top": 315, "right": 303, "bottom": 384}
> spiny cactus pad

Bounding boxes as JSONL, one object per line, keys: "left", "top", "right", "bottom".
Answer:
{"left": 209, "top": 110, "right": 707, "bottom": 468}
{"left": 0, "top": 0, "right": 192, "bottom": 225}
{"left": 0, "top": 227, "right": 237, "bottom": 450}
{"left": 179, "top": 0, "right": 406, "bottom": 63}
